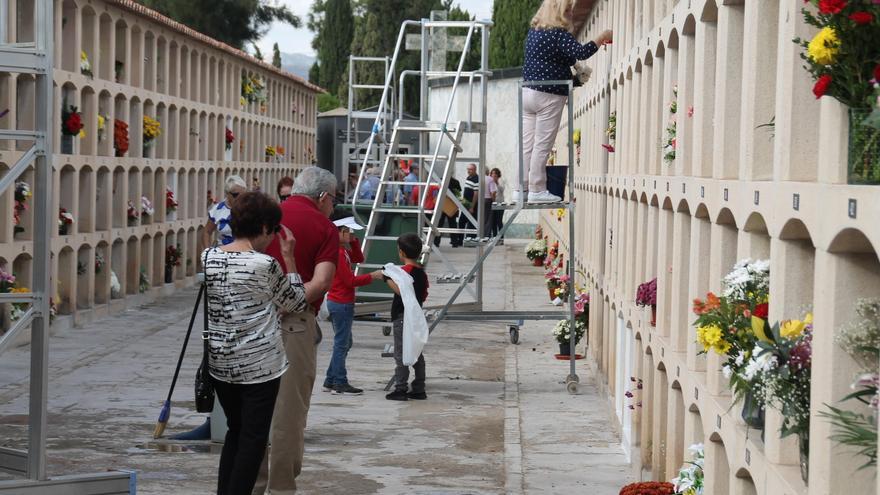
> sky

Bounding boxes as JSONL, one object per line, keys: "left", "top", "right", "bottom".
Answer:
{"left": 255, "top": 0, "right": 494, "bottom": 58}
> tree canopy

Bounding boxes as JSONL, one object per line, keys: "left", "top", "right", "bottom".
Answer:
{"left": 138, "top": 0, "right": 301, "bottom": 50}
{"left": 489, "top": 0, "right": 541, "bottom": 68}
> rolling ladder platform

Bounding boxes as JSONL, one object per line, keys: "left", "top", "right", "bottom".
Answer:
{"left": 350, "top": 17, "right": 581, "bottom": 393}
{"left": 0, "top": 0, "right": 133, "bottom": 492}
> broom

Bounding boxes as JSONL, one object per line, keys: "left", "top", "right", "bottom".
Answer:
{"left": 153, "top": 283, "right": 205, "bottom": 439}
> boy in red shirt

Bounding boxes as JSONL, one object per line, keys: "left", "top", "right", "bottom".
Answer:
{"left": 321, "top": 213, "right": 375, "bottom": 395}
{"left": 383, "top": 233, "right": 430, "bottom": 401}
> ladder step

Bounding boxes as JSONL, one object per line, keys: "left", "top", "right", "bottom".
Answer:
{"left": 364, "top": 235, "right": 400, "bottom": 241}
{"left": 381, "top": 181, "right": 441, "bottom": 186}
{"left": 0, "top": 130, "right": 41, "bottom": 141}
{"left": 381, "top": 343, "right": 394, "bottom": 358}
{"left": 372, "top": 207, "right": 436, "bottom": 214}
{"left": 352, "top": 84, "right": 385, "bottom": 89}
{"left": 357, "top": 263, "right": 387, "bottom": 269}
{"left": 435, "top": 273, "right": 476, "bottom": 284}
{"left": 492, "top": 201, "right": 572, "bottom": 210}
{"left": 394, "top": 120, "right": 456, "bottom": 132}
{"left": 388, "top": 153, "right": 449, "bottom": 160}
{"left": 423, "top": 227, "right": 478, "bottom": 235}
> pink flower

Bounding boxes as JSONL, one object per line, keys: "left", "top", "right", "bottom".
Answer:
{"left": 687, "top": 106, "right": 694, "bottom": 117}
{"left": 601, "top": 144, "right": 615, "bottom": 153}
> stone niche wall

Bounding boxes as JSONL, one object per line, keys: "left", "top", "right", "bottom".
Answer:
{"left": 541, "top": 1, "right": 879, "bottom": 494}
{"left": 0, "top": 0, "right": 320, "bottom": 328}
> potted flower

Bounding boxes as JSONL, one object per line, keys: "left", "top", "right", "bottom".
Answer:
{"left": 225, "top": 127, "right": 234, "bottom": 151}
{"left": 663, "top": 85, "right": 678, "bottom": 164}
{"left": 138, "top": 268, "right": 150, "bottom": 293}
{"left": 552, "top": 317, "right": 586, "bottom": 356}
{"left": 114, "top": 119, "right": 129, "bottom": 157}
{"left": 60, "top": 105, "right": 84, "bottom": 154}
{"left": 796, "top": 2, "right": 880, "bottom": 183}
{"left": 165, "top": 187, "right": 178, "bottom": 219}
{"left": 265, "top": 145, "right": 277, "bottom": 161}
{"left": 619, "top": 482, "right": 674, "bottom": 495}
{"left": 58, "top": 208, "right": 74, "bottom": 235}
{"left": 525, "top": 238, "right": 547, "bottom": 266}
{"left": 127, "top": 200, "right": 140, "bottom": 226}
{"left": 80, "top": 51, "right": 93, "bottom": 78}
{"left": 635, "top": 278, "right": 658, "bottom": 325}
{"left": 164, "top": 244, "right": 182, "bottom": 283}
{"left": 94, "top": 252, "right": 105, "bottom": 274}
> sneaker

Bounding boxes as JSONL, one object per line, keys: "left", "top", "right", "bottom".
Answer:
{"left": 322, "top": 383, "right": 334, "bottom": 392}
{"left": 407, "top": 391, "right": 427, "bottom": 400}
{"left": 511, "top": 190, "right": 527, "bottom": 203}
{"left": 528, "top": 190, "right": 562, "bottom": 203}
{"left": 332, "top": 383, "right": 364, "bottom": 395}
{"left": 385, "top": 390, "right": 408, "bottom": 401}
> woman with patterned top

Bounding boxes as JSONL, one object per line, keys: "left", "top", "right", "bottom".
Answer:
{"left": 517, "top": 0, "right": 611, "bottom": 203}
{"left": 202, "top": 191, "right": 308, "bottom": 495}
{"left": 202, "top": 175, "right": 247, "bottom": 249}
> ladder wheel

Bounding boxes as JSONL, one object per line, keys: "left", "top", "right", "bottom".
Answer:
{"left": 566, "top": 381, "right": 579, "bottom": 395}
{"left": 382, "top": 326, "right": 391, "bottom": 337}
{"left": 508, "top": 326, "right": 519, "bottom": 344}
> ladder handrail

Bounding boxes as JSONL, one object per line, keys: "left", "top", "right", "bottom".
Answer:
{"left": 351, "top": 20, "right": 421, "bottom": 224}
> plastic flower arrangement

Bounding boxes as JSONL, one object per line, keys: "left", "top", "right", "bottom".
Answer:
{"left": 525, "top": 238, "right": 547, "bottom": 261}
{"left": 0, "top": 266, "right": 16, "bottom": 293}
{"left": 13, "top": 181, "right": 31, "bottom": 235}
{"left": 625, "top": 377, "right": 643, "bottom": 410}
{"left": 663, "top": 85, "right": 678, "bottom": 164}
{"left": 110, "top": 271, "right": 122, "bottom": 298}
{"left": 141, "top": 196, "right": 155, "bottom": 218}
{"left": 9, "top": 287, "right": 29, "bottom": 322}
{"left": 225, "top": 127, "right": 235, "bottom": 150}
{"left": 573, "top": 128, "right": 582, "bottom": 166}
{"left": 692, "top": 259, "right": 770, "bottom": 401}
{"left": 94, "top": 252, "right": 105, "bottom": 274}
{"left": 165, "top": 244, "right": 182, "bottom": 268}
{"left": 80, "top": 51, "right": 92, "bottom": 78}
{"left": 265, "top": 145, "right": 277, "bottom": 158}
{"left": 114, "top": 119, "right": 129, "bottom": 156}
{"left": 97, "top": 114, "right": 107, "bottom": 142}
{"left": 58, "top": 208, "right": 74, "bottom": 235}
{"left": 165, "top": 188, "right": 178, "bottom": 212}
{"left": 127, "top": 200, "right": 139, "bottom": 225}
{"left": 241, "top": 74, "right": 268, "bottom": 106}
{"left": 671, "top": 443, "right": 704, "bottom": 495}
{"left": 552, "top": 317, "right": 586, "bottom": 346}
{"left": 61, "top": 105, "right": 84, "bottom": 137}
{"left": 138, "top": 268, "right": 150, "bottom": 293}
{"left": 635, "top": 278, "right": 657, "bottom": 307}
{"left": 143, "top": 115, "right": 161, "bottom": 144}
{"left": 821, "top": 298, "right": 880, "bottom": 470}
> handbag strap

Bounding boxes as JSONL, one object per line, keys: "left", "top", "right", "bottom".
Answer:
{"left": 202, "top": 249, "right": 210, "bottom": 363}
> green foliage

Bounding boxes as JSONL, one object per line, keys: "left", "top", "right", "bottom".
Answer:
{"left": 489, "top": 0, "right": 541, "bottom": 69}
{"left": 316, "top": 0, "right": 354, "bottom": 95}
{"left": 252, "top": 43, "right": 264, "bottom": 61}
{"left": 137, "top": 0, "right": 301, "bottom": 50}
{"left": 317, "top": 92, "right": 342, "bottom": 113}
{"left": 272, "top": 42, "right": 282, "bottom": 68}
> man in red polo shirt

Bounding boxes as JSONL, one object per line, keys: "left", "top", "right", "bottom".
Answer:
{"left": 254, "top": 166, "right": 339, "bottom": 495}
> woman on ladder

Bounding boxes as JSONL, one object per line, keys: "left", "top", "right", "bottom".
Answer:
{"left": 516, "top": 0, "right": 612, "bottom": 203}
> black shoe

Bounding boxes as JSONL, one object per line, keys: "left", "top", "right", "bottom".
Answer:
{"left": 332, "top": 383, "right": 364, "bottom": 395}
{"left": 385, "top": 390, "right": 408, "bottom": 401}
{"left": 407, "top": 391, "right": 427, "bottom": 400}
{"left": 322, "top": 383, "right": 334, "bottom": 392}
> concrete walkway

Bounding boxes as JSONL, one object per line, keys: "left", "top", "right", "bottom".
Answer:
{"left": 0, "top": 240, "right": 632, "bottom": 494}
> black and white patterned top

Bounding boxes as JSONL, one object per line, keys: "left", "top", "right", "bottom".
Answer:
{"left": 202, "top": 247, "right": 307, "bottom": 384}
{"left": 523, "top": 28, "right": 599, "bottom": 96}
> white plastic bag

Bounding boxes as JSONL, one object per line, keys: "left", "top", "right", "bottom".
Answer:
{"left": 317, "top": 295, "right": 330, "bottom": 321}
{"left": 383, "top": 263, "right": 429, "bottom": 365}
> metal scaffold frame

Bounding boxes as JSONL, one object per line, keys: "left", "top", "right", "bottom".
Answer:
{"left": 0, "top": 1, "right": 133, "bottom": 492}
{"left": 350, "top": 17, "right": 581, "bottom": 393}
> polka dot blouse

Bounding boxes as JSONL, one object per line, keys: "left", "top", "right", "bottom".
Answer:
{"left": 523, "top": 28, "right": 599, "bottom": 96}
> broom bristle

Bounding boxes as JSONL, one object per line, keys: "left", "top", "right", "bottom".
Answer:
{"left": 153, "top": 421, "right": 167, "bottom": 439}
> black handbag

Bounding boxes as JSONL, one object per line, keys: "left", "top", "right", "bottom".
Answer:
{"left": 195, "top": 254, "right": 214, "bottom": 413}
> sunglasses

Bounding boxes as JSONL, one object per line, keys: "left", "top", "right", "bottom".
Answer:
{"left": 229, "top": 191, "right": 240, "bottom": 199}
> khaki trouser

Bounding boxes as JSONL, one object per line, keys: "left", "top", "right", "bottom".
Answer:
{"left": 252, "top": 311, "right": 320, "bottom": 494}
{"left": 521, "top": 87, "right": 568, "bottom": 193}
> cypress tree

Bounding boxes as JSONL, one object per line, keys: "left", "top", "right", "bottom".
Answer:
{"left": 272, "top": 42, "right": 282, "bottom": 68}
{"left": 489, "top": 0, "right": 541, "bottom": 69}
{"left": 316, "top": 0, "right": 354, "bottom": 95}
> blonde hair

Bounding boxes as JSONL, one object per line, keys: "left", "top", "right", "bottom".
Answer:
{"left": 531, "top": 0, "right": 575, "bottom": 31}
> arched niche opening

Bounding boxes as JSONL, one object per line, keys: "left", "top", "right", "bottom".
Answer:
{"left": 97, "top": 90, "right": 113, "bottom": 156}
{"left": 733, "top": 468, "right": 758, "bottom": 495}
{"left": 111, "top": 166, "right": 126, "bottom": 228}
{"left": 77, "top": 165, "right": 94, "bottom": 233}
{"left": 705, "top": 433, "right": 730, "bottom": 494}
{"left": 114, "top": 20, "right": 128, "bottom": 84}
{"left": 152, "top": 232, "right": 164, "bottom": 287}
{"left": 125, "top": 236, "right": 139, "bottom": 295}
{"left": 60, "top": 0, "right": 78, "bottom": 73}
{"left": 741, "top": 212, "right": 770, "bottom": 259}
{"left": 15, "top": 75, "right": 35, "bottom": 152}
{"left": 59, "top": 165, "right": 76, "bottom": 235}
{"left": 76, "top": 244, "right": 93, "bottom": 309}
{"left": 110, "top": 239, "right": 124, "bottom": 299}
{"left": 98, "top": 14, "right": 113, "bottom": 81}
{"left": 81, "top": 7, "right": 97, "bottom": 80}
{"left": 127, "top": 166, "right": 140, "bottom": 226}
{"left": 141, "top": 168, "right": 154, "bottom": 224}
{"left": 96, "top": 166, "right": 111, "bottom": 231}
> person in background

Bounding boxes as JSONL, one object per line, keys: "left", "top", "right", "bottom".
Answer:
{"left": 254, "top": 166, "right": 339, "bottom": 494}
{"left": 382, "top": 233, "right": 429, "bottom": 401}
{"left": 203, "top": 175, "right": 247, "bottom": 250}
{"left": 403, "top": 164, "right": 419, "bottom": 205}
{"left": 277, "top": 176, "right": 294, "bottom": 203}
{"left": 322, "top": 210, "right": 375, "bottom": 395}
{"left": 517, "top": 0, "right": 612, "bottom": 203}
{"left": 490, "top": 168, "right": 506, "bottom": 245}
{"left": 434, "top": 176, "right": 462, "bottom": 248}
{"left": 460, "top": 164, "right": 479, "bottom": 241}
{"left": 202, "top": 192, "right": 307, "bottom": 495}
{"left": 252, "top": 177, "right": 262, "bottom": 192}
{"left": 482, "top": 167, "right": 497, "bottom": 241}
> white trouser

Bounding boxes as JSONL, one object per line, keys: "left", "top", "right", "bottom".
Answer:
{"left": 520, "top": 87, "right": 567, "bottom": 193}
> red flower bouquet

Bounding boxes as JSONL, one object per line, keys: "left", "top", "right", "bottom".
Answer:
{"left": 61, "top": 106, "right": 84, "bottom": 136}
{"left": 225, "top": 127, "right": 234, "bottom": 151}
{"left": 114, "top": 119, "right": 129, "bottom": 157}
{"left": 619, "top": 481, "right": 674, "bottom": 495}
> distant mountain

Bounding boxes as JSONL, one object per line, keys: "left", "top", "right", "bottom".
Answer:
{"left": 281, "top": 52, "right": 315, "bottom": 81}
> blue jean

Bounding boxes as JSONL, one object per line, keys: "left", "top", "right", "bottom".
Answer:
{"left": 324, "top": 300, "right": 354, "bottom": 386}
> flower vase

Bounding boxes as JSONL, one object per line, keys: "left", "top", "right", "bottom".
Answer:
{"left": 558, "top": 342, "right": 571, "bottom": 356}
{"left": 164, "top": 264, "right": 173, "bottom": 284}
{"left": 61, "top": 134, "right": 73, "bottom": 154}
{"left": 532, "top": 256, "right": 544, "bottom": 267}
{"left": 740, "top": 391, "right": 765, "bottom": 429}
{"left": 548, "top": 287, "right": 558, "bottom": 302}
{"left": 650, "top": 305, "right": 656, "bottom": 327}
{"left": 848, "top": 109, "right": 880, "bottom": 184}
{"left": 798, "top": 431, "right": 809, "bottom": 485}
{"left": 58, "top": 224, "right": 68, "bottom": 236}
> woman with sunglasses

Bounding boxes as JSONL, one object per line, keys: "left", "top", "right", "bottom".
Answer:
{"left": 277, "top": 176, "right": 294, "bottom": 202}
{"left": 202, "top": 191, "right": 308, "bottom": 494}
{"left": 203, "top": 175, "right": 247, "bottom": 250}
